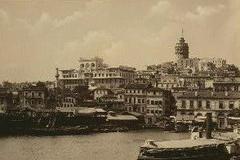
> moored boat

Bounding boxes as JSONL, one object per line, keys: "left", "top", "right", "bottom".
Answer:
{"left": 137, "top": 113, "right": 240, "bottom": 160}
{"left": 138, "top": 139, "right": 231, "bottom": 160}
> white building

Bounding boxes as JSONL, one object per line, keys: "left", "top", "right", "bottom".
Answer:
{"left": 92, "top": 66, "right": 136, "bottom": 88}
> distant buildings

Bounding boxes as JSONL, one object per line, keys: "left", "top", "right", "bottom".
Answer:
{"left": 1, "top": 31, "right": 240, "bottom": 129}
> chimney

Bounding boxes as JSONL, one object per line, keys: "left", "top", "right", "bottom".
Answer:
{"left": 206, "top": 113, "right": 213, "bottom": 139}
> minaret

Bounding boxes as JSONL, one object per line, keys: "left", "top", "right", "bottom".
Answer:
{"left": 175, "top": 29, "right": 189, "bottom": 60}
{"left": 55, "top": 68, "right": 60, "bottom": 88}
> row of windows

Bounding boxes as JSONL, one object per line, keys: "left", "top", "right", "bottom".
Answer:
{"left": 94, "top": 72, "right": 135, "bottom": 78}
{"left": 126, "top": 90, "right": 163, "bottom": 96}
{"left": 126, "top": 98, "right": 145, "bottom": 104}
{"left": 25, "top": 100, "right": 43, "bottom": 105}
{"left": 126, "top": 89, "right": 144, "bottom": 94}
{"left": 95, "top": 90, "right": 108, "bottom": 94}
{"left": 127, "top": 106, "right": 145, "bottom": 113}
{"left": 147, "top": 100, "right": 162, "bottom": 105}
{"left": 25, "top": 92, "right": 43, "bottom": 97}
{"left": 146, "top": 110, "right": 162, "bottom": 114}
{"left": 95, "top": 79, "right": 123, "bottom": 84}
{"left": 94, "top": 73, "right": 117, "bottom": 77}
{"left": 63, "top": 98, "right": 75, "bottom": 103}
{"left": 62, "top": 103, "right": 75, "bottom": 107}
{"left": 63, "top": 79, "right": 83, "bottom": 84}
{"left": 63, "top": 74, "right": 78, "bottom": 78}
{"left": 181, "top": 100, "right": 238, "bottom": 109}
{"left": 80, "top": 63, "right": 96, "bottom": 68}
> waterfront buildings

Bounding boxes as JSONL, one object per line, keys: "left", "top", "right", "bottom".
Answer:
{"left": 175, "top": 90, "right": 240, "bottom": 129}
{"left": 124, "top": 83, "right": 175, "bottom": 125}
{"left": 21, "top": 86, "right": 46, "bottom": 109}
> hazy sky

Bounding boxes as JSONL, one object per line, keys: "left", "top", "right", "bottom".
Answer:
{"left": 0, "top": 0, "right": 239, "bottom": 82}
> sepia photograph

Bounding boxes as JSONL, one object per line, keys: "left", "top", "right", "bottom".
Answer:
{"left": 0, "top": 0, "right": 240, "bottom": 160}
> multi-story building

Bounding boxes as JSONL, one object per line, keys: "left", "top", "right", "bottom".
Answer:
{"left": 92, "top": 66, "right": 136, "bottom": 88}
{"left": 176, "top": 90, "right": 240, "bottom": 129}
{"left": 213, "top": 78, "right": 240, "bottom": 92}
{"left": 176, "top": 58, "right": 200, "bottom": 74}
{"left": 153, "top": 74, "right": 182, "bottom": 90}
{"left": 21, "top": 86, "right": 46, "bottom": 109}
{"left": 179, "top": 75, "right": 212, "bottom": 89}
{"left": 124, "top": 83, "right": 149, "bottom": 114}
{"left": 124, "top": 83, "right": 175, "bottom": 124}
{"left": 199, "top": 58, "right": 226, "bottom": 70}
{"left": 56, "top": 57, "right": 107, "bottom": 90}
{"left": 79, "top": 57, "right": 106, "bottom": 72}
{"left": 92, "top": 87, "right": 114, "bottom": 100}
{"left": 60, "top": 92, "right": 77, "bottom": 108}
{"left": 57, "top": 69, "right": 85, "bottom": 90}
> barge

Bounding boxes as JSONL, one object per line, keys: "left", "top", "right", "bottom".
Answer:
{"left": 138, "top": 113, "right": 240, "bottom": 160}
{"left": 138, "top": 139, "right": 231, "bottom": 160}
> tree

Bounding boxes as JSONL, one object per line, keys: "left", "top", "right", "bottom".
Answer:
{"left": 73, "top": 85, "right": 91, "bottom": 104}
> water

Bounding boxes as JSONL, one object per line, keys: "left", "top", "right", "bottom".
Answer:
{"left": 0, "top": 130, "right": 189, "bottom": 160}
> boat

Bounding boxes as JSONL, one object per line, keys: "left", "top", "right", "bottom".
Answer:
{"left": 138, "top": 139, "right": 231, "bottom": 160}
{"left": 137, "top": 113, "right": 240, "bottom": 160}
{"left": 30, "top": 126, "right": 90, "bottom": 136}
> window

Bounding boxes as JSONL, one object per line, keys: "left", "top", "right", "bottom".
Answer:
{"left": 190, "top": 100, "right": 194, "bottom": 108}
{"left": 229, "top": 101, "right": 234, "bottom": 109}
{"left": 219, "top": 101, "right": 224, "bottom": 109}
{"left": 159, "top": 101, "right": 162, "bottom": 105}
{"left": 198, "top": 101, "right": 202, "bottom": 108}
{"left": 182, "top": 100, "right": 186, "bottom": 108}
{"left": 206, "top": 101, "right": 210, "bottom": 109}
{"left": 138, "top": 99, "right": 141, "bottom": 103}
{"left": 142, "top": 99, "right": 145, "bottom": 103}
{"left": 151, "top": 100, "right": 154, "bottom": 105}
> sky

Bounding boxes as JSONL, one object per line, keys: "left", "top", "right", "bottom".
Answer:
{"left": 0, "top": 0, "right": 239, "bottom": 82}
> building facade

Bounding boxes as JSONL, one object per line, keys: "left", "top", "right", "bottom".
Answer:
{"left": 176, "top": 91, "right": 240, "bottom": 129}
{"left": 92, "top": 66, "right": 136, "bottom": 88}
{"left": 21, "top": 86, "right": 46, "bottom": 108}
